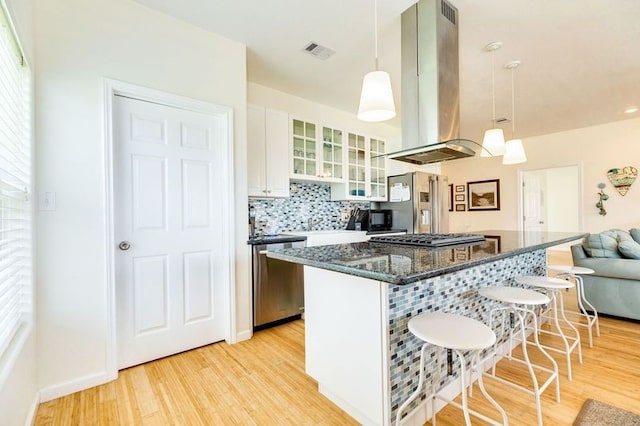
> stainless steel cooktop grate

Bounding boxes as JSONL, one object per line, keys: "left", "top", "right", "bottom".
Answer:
{"left": 369, "top": 233, "right": 485, "bottom": 247}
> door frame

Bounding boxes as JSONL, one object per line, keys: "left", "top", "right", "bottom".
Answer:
{"left": 517, "top": 162, "right": 584, "bottom": 233}
{"left": 102, "top": 78, "right": 236, "bottom": 380}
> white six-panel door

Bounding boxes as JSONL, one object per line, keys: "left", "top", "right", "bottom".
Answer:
{"left": 113, "top": 94, "right": 228, "bottom": 369}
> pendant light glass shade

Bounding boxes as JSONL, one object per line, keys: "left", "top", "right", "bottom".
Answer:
{"left": 503, "top": 139, "right": 527, "bottom": 164}
{"left": 358, "top": 0, "right": 395, "bottom": 122}
{"left": 358, "top": 70, "right": 396, "bottom": 122}
{"left": 502, "top": 60, "right": 527, "bottom": 165}
{"left": 481, "top": 128, "right": 505, "bottom": 157}
{"left": 481, "top": 42, "right": 505, "bottom": 157}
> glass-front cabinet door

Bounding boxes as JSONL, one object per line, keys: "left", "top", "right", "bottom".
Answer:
{"left": 292, "top": 119, "right": 317, "bottom": 179}
{"left": 347, "top": 132, "right": 367, "bottom": 198}
{"left": 369, "top": 137, "right": 386, "bottom": 200}
{"left": 330, "top": 134, "right": 388, "bottom": 201}
{"left": 291, "top": 119, "right": 342, "bottom": 182}
{"left": 322, "top": 126, "right": 343, "bottom": 180}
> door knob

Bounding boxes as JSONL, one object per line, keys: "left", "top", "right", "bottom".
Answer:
{"left": 118, "top": 241, "right": 131, "bottom": 251}
{"left": 538, "top": 221, "right": 544, "bottom": 224}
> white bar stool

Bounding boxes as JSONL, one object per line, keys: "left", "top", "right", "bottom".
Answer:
{"left": 395, "top": 312, "right": 508, "bottom": 426}
{"left": 548, "top": 264, "right": 600, "bottom": 347}
{"left": 478, "top": 286, "right": 560, "bottom": 426}
{"left": 516, "top": 276, "right": 583, "bottom": 381}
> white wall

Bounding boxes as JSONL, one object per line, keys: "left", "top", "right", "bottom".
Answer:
{"left": 35, "top": 0, "right": 247, "bottom": 400}
{"left": 0, "top": 0, "right": 38, "bottom": 425}
{"left": 545, "top": 166, "right": 579, "bottom": 232}
{"left": 442, "top": 117, "right": 640, "bottom": 234}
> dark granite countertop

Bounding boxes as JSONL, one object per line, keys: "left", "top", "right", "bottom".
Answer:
{"left": 247, "top": 235, "right": 307, "bottom": 245}
{"left": 266, "top": 230, "right": 587, "bottom": 285}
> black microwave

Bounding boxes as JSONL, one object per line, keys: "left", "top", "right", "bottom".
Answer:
{"left": 368, "top": 209, "right": 393, "bottom": 231}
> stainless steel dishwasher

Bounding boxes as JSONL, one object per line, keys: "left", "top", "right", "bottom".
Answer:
{"left": 252, "top": 239, "right": 305, "bottom": 329}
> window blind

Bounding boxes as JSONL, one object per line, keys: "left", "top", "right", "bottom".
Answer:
{"left": 0, "top": 6, "right": 31, "bottom": 358}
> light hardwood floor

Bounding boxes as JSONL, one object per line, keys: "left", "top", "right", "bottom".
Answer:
{"left": 35, "top": 250, "right": 640, "bottom": 425}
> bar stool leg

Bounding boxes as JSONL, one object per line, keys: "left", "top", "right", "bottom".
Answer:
{"left": 547, "top": 289, "right": 582, "bottom": 381}
{"left": 395, "top": 343, "right": 429, "bottom": 426}
{"left": 454, "top": 349, "right": 472, "bottom": 426}
{"left": 471, "top": 351, "right": 509, "bottom": 425}
{"left": 527, "top": 307, "right": 561, "bottom": 404}
{"left": 575, "top": 274, "right": 600, "bottom": 339}
{"left": 513, "top": 307, "right": 543, "bottom": 426}
{"left": 557, "top": 290, "right": 583, "bottom": 364}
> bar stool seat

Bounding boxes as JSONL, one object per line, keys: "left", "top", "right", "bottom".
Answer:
{"left": 396, "top": 312, "right": 508, "bottom": 426}
{"left": 409, "top": 312, "right": 496, "bottom": 350}
{"left": 516, "top": 276, "right": 583, "bottom": 381}
{"left": 479, "top": 286, "right": 560, "bottom": 426}
{"left": 548, "top": 264, "right": 600, "bottom": 347}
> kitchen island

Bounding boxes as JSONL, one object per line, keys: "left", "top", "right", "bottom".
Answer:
{"left": 267, "top": 230, "right": 586, "bottom": 426}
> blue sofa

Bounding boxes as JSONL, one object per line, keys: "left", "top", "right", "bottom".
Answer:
{"left": 570, "top": 229, "right": 640, "bottom": 321}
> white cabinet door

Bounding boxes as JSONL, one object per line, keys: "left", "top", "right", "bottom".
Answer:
{"left": 247, "top": 105, "right": 266, "bottom": 197}
{"left": 331, "top": 134, "right": 387, "bottom": 201}
{"left": 291, "top": 118, "right": 344, "bottom": 183}
{"left": 264, "top": 109, "right": 290, "bottom": 197}
{"left": 248, "top": 105, "right": 290, "bottom": 198}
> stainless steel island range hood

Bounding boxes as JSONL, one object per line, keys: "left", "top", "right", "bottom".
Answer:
{"left": 386, "top": 0, "right": 477, "bottom": 165}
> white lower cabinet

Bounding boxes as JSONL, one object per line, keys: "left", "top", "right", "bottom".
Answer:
{"left": 248, "top": 105, "right": 290, "bottom": 198}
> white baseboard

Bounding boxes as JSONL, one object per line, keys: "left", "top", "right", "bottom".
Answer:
{"left": 39, "top": 371, "right": 114, "bottom": 402}
{"left": 235, "top": 328, "right": 252, "bottom": 342}
{"left": 24, "top": 392, "right": 40, "bottom": 426}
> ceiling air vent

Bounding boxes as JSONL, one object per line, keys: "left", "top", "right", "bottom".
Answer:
{"left": 302, "top": 42, "right": 335, "bottom": 60}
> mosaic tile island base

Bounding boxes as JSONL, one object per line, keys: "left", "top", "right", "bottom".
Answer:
{"left": 268, "top": 230, "right": 587, "bottom": 425}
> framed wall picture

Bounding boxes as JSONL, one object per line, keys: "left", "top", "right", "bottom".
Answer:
{"left": 448, "top": 184, "right": 453, "bottom": 212}
{"left": 467, "top": 179, "right": 500, "bottom": 211}
{"left": 455, "top": 185, "right": 465, "bottom": 192}
{"left": 455, "top": 194, "right": 465, "bottom": 202}
{"left": 455, "top": 203, "right": 466, "bottom": 211}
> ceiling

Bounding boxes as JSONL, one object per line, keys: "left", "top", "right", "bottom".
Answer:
{"left": 133, "top": 0, "right": 640, "bottom": 144}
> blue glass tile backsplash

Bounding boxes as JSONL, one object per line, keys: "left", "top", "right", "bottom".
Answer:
{"left": 249, "top": 182, "right": 369, "bottom": 236}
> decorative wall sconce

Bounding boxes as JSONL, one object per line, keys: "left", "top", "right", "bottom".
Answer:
{"left": 596, "top": 183, "right": 609, "bottom": 216}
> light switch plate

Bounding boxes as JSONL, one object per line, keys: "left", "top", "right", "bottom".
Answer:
{"left": 39, "top": 191, "right": 56, "bottom": 211}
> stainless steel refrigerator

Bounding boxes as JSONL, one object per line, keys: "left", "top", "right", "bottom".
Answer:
{"left": 378, "top": 172, "right": 449, "bottom": 234}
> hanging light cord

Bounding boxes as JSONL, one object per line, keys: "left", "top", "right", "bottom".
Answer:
{"left": 491, "top": 48, "right": 496, "bottom": 127}
{"left": 374, "top": 0, "right": 379, "bottom": 70}
{"left": 510, "top": 64, "right": 516, "bottom": 138}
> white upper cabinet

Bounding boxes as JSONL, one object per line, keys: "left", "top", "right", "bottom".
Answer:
{"left": 248, "top": 105, "right": 290, "bottom": 198}
{"left": 291, "top": 118, "right": 343, "bottom": 183}
{"left": 331, "top": 133, "right": 388, "bottom": 201}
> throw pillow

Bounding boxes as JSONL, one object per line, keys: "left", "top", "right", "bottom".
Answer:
{"left": 630, "top": 228, "right": 640, "bottom": 244}
{"left": 582, "top": 231, "right": 622, "bottom": 258}
{"left": 618, "top": 239, "right": 640, "bottom": 259}
{"left": 614, "top": 229, "right": 634, "bottom": 243}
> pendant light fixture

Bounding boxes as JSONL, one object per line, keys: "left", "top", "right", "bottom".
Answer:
{"left": 481, "top": 41, "right": 505, "bottom": 157}
{"left": 502, "top": 60, "right": 527, "bottom": 165}
{"left": 357, "top": 0, "right": 396, "bottom": 122}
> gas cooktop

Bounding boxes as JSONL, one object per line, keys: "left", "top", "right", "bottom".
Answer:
{"left": 369, "top": 233, "right": 485, "bottom": 247}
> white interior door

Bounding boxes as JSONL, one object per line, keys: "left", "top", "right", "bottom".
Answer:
{"left": 113, "top": 94, "right": 229, "bottom": 369}
{"left": 523, "top": 171, "right": 546, "bottom": 233}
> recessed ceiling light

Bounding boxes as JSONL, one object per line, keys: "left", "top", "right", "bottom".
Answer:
{"left": 624, "top": 106, "right": 639, "bottom": 114}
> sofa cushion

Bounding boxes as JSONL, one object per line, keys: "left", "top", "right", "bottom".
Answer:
{"left": 630, "top": 228, "right": 640, "bottom": 244}
{"left": 618, "top": 239, "right": 640, "bottom": 259}
{"left": 615, "top": 229, "right": 634, "bottom": 243}
{"left": 582, "top": 231, "right": 622, "bottom": 258}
